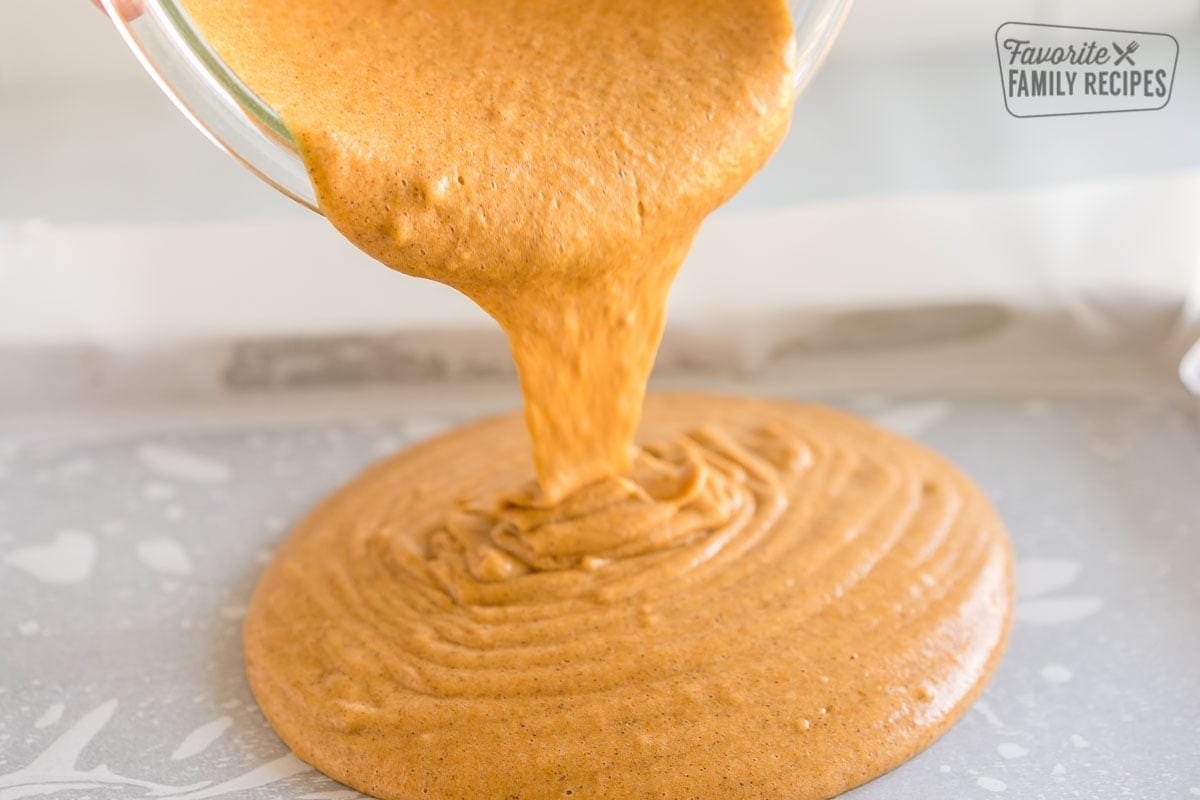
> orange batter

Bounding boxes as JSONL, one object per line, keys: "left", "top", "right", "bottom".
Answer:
{"left": 178, "top": 1, "right": 1014, "bottom": 797}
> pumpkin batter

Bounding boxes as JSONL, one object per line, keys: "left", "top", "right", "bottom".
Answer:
{"left": 178, "top": 1, "right": 1014, "bottom": 797}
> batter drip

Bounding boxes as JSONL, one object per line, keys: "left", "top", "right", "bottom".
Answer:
{"left": 177, "top": 0, "right": 1015, "bottom": 797}
{"left": 185, "top": 0, "right": 798, "bottom": 501}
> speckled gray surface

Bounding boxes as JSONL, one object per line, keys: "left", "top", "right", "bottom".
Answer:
{"left": 1, "top": 390, "right": 1198, "bottom": 799}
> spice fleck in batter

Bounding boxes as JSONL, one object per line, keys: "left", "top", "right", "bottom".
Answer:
{"left": 179, "top": 1, "right": 1013, "bottom": 797}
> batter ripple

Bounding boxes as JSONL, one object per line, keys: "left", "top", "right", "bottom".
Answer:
{"left": 246, "top": 393, "right": 1012, "bottom": 799}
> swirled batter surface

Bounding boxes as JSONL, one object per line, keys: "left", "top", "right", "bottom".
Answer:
{"left": 247, "top": 395, "right": 1011, "bottom": 799}
{"left": 179, "top": 0, "right": 1014, "bottom": 797}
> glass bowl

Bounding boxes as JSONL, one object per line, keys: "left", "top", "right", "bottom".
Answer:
{"left": 100, "top": 0, "right": 854, "bottom": 214}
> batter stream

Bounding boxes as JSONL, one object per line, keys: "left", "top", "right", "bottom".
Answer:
{"left": 179, "top": 1, "right": 1014, "bottom": 797}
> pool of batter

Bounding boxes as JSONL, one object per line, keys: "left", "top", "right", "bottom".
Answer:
{"left": 179, "top": 1, "right": 1014, "bottom": 797}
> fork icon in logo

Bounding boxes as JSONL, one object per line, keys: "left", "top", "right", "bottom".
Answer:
{"left": 1112, "top": 40, "right": 1139, "bottom": 65}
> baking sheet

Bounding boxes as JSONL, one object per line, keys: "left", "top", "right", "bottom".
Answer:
{"left": 2, "top": 360, "right": 1198, "bottom": 799}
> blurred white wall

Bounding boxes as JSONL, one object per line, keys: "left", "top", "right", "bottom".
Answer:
{"left": 2, "top": 0, "right": 1198, "bottom": 223}
{"left": 1, "top": 0, "right": 1198, "bottom": 348}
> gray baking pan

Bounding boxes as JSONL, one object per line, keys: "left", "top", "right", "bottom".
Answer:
{"left": 2, "top": 304, "right": 1198, "bottom": 800}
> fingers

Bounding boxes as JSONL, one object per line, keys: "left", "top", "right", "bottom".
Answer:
{"left": 90, "top": 0, "right": 145, "bottom": 21}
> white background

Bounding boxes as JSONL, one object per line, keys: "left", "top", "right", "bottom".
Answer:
{"left": 1, "top": 0, "right": 1198, "bottom": 346}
